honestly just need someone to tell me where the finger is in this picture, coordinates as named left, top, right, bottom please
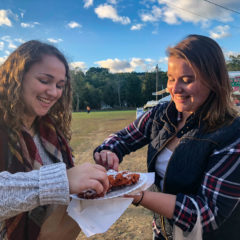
left=90, top=180, right=104, bottom=194
left=100, top=151, right=108, bottom=166
left=112, top=156, right=119, bottom=171
left=101, top=177, right=110, bottom=194
left=91, top=169, right=109, bottom=191
left=94, top=152, right=107, bottom=168
left=107, top=158, right=113, bottom=170
left=94, top=152, right=100, bottom=163
left=94, top=163, right=107, bottom=172
left=106, top=152, right=114, bottom=169
left=98, top=172, right=110, bottom=192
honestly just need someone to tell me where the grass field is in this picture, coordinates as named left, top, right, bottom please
left=71, top=111, right=153, bottom=240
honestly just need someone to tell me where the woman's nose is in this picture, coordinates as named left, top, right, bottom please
left=172, top=80, right=182, bottom=94
left=47, top=85, right=58, bottom=97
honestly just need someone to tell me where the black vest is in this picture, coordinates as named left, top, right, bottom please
left=146, top=102, right=240, bottom=240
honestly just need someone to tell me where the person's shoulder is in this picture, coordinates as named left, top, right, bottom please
left=228, top=116, right=240, bottom=131
left=153, top=101, right=170, bottom=112
left=210, top=117, right=240, bottom=147
left=150, top=101, right=170, bottom=117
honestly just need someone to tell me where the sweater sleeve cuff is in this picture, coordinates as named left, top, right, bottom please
left=39, top=163, right=70, bottom=205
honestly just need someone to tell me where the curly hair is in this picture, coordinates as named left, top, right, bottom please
left=167, top=34, right=239, bottom=132
left=0, top=40, right=72, bottom=140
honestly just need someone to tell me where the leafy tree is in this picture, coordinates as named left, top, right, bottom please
left=141, top=72, right=156, bottom=102
left=85, top=67, right=109, bottom=88
left=71, top=69, right=86, bottom=112
left=84, top=83, right=102, bottom=109
left=114, top=73, right=124, bottom=107
left=70, top=66, right=168, bottom=110
left=101, top=74, right=118, bottom=108
left=123, top=73, right=142, bottom=107
left=226, top=55, right=240, bottom=71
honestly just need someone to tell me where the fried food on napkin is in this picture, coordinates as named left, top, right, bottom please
left=78, top=171, right=140, bottom=199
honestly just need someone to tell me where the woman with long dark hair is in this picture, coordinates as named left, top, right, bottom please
left=94, top=35, right=240, bottom=240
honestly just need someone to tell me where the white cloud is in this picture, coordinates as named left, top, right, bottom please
left=95, top=4, right=130, bottom=25
left=0, top=10, right=12, bottom=27
left=95, top=58, right=132, bottom=73
left=209, top=25, right=230, bottom=39
left=14, top=38, right=25, bottom=43
left=95, top=57, right=167, bottom=73
left=19, top=8, right=25, bottom=18
left=69, top=61, right=87, bottom=72
left=0, top=36, right=19, bottom=51
left=140, top=6, right=162, bottom=22
left=0, top=41, right=4, bottom=50
left=47, top=38, right=63, bottom=43
left=130, top=58, right=149, bottom=70
left=20, top=22, right=39, bottom=28
left=83, top=0, right=93, bottom=8
left=162, top=7, right=179, bottom=24
left=0, top=56, right=7, bottom=65
left=107, top=0, right=117, bottom=4
left=131, top=23, right=144, bottom=30
left=68, top=21, right=82, bottom=29
left=156, top=0, right=238, bottom=25
left=1, top=35, right=11, bottom=42
left=224, top=50, right=240, bottom=59
left=8, top=42, right=17, bottom=49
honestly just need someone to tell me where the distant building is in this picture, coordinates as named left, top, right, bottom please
left=229, top=72, right=240, bottom=107
left=229, top=71, right=240, bottom=91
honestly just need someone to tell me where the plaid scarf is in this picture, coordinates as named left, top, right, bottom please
left=0, top=116, right=74, bottom=240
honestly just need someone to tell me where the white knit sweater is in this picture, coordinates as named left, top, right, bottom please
left=0, top=162, right=70, bottom=222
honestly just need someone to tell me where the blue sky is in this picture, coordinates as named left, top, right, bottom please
left=0, top=0, right=240, bottom=72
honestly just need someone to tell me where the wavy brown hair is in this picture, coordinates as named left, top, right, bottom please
left=167, top=34, right=238, bottom=132
left=0, top=40, right=72, bottom=140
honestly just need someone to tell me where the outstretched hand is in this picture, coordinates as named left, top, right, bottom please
left=67, top=162, right=109, bottom=195
left=94, top=150, right=119, bottom=171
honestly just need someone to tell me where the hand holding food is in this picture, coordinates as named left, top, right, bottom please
left=94, top=150, right=119, bottom=171
left=67, top=162, right=109, bottom=195
left=78, top=170, right=140, bottom=199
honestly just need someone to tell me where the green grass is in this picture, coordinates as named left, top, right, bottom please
left=70, top=110, right=137, bottom=160
left=72, top=110, right=136, bottom=119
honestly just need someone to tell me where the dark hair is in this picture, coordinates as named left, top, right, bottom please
left=167, top=34, right=238, bottom=131
left=0, top=40, right=72, bottom=140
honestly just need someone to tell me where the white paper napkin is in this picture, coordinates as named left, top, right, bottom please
left=67, top=172, right=155, bottom=237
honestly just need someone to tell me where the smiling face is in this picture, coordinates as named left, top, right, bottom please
left=167, top=56, right=210, bottom=117
left=21, top=54, right=66, bottom=127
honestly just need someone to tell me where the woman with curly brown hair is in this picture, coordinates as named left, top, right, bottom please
left=0, top=40, right=109, bottom=240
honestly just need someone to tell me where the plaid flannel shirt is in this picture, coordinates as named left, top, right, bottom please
left=95, top=107, right=240, bottom=233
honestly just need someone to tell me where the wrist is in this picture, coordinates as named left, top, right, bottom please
left=132, top=191, right=145, bottom=207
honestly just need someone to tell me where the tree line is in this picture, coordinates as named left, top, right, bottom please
left=71, top=56, right=240, bottom=111
left=71, top=67, right=168, bottom=111
left=226, top=55, right=240, bottom=71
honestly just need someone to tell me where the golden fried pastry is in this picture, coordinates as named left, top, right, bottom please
left=78, top=171, right=140, bottom=199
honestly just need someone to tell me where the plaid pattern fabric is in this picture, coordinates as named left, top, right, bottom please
left=95, top=105, right=240, bottom=234
left=173, top=138, right=240, bottom=233
left=0, top=116, right=73, bottom=240
left=95, top=109, right=153, bottom=161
